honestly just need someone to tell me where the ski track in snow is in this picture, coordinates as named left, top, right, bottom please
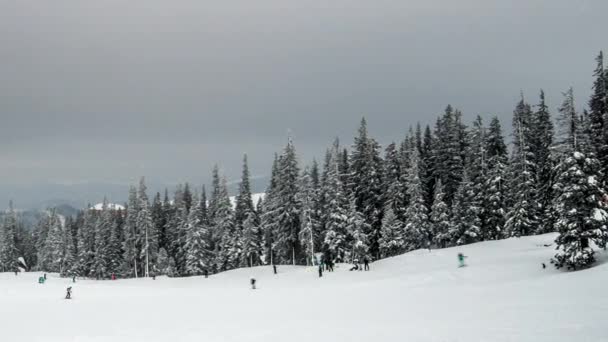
left=1, top=233, right=606, bottom=342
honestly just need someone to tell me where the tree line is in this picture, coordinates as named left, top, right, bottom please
left=1, top=51, right=607, bottom=276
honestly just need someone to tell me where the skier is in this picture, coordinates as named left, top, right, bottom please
left=363, top=257, right=370, bottom=271
left=250, top=277, right=256, bottom=290
left=318, top=263, right=323, bottom=278
left=204, top=269, right=209, bottom=278
left=273, top=264, right=277, bottom=274
left=458, top=253, right=467, bottom=267
left=65, top=287, right=72, bottom=299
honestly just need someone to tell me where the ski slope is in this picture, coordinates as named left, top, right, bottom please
left=1, top=233, right=606, bottom=342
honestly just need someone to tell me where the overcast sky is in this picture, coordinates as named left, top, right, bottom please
left=0, top=0, right=606, bottom=206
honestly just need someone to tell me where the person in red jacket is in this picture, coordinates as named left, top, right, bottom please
left=111, top=273, right=116, bottom=280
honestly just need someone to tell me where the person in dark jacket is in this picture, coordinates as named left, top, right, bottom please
left=65, top=287, right=72, bottom=299
left=363, top=257, right=370, bottom=271
left=273, top=264, right=277, bottom=274
left=318, top=263, right=323, bottom=277
left=250, top=277, right=256, bottom=290
left=204, top=269, right=209, bottom=278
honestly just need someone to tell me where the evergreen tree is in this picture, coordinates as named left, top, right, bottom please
left=322, top=143, right=349, bottom=262
left=235, top=154, right=255, bottom=227
left=346, top=198, right=370, bottom=263
left=483, top=117, right=508, bottom=240
left=274, top=138, right=303, bottom=264
left=240, top=211, right=263, bottom=267
left=350, top=118, right=384, bottom=258
left=588, top=51, right=608, bottom=182
left=449, top=172, right=482, bottom=246
left=378, top=208, right=403, bottom=258
left=552, top=151, right=608, bottom=269
left=184, top=198, right=213, bottom=275
left=505, top=97, right=539, bottom=237
left=403, top=148, right=431, bottom=251
left=0, top=202, right=20, bottom=272
left=430, top=180, right=451, bottom=248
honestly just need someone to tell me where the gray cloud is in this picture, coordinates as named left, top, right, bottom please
left=0, top=0, right=606, bottom=206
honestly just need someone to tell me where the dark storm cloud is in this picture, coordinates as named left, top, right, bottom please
left=0, top=0, right=606, bottom=205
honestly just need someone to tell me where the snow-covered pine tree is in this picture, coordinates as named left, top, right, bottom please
left=448, top=171, right=482, bottom=246
left=350, top=118, right=384, bottom=258
left=378, top=207, right=403, bottom=258
left=433, top=106, right=465, bottom=206
left=274, top=138, right=303, bottom=264
left=322, top=141, right=349, bottom=262
left=137, top=177, right=157, bottom=277
left=588, top=51, right=608, bottom=183
left=240, top=211, right=263, bottom=267
left=421, top=125, right=436, bottom=208
left=235, top=154, right=255, bottom=228
left=0, top=202, right=20, bottom=272
left=430, top=179, right=451, bottom=248
left=346, top=198, right=370, bottom=263
left=466, top=115, right=488, bottom=238
left=298, top=165, right=320, bottom=265
left=260, top=154, right=280, bottom=266
left=403, top=148, right=431, bottom=251
left=123, top=186, right=140, bottom=277
left=184, top=198, right=213, bottom=275
left=505, top=97, right=539, bottom=237
left=92, top=200, right=112, bottom=279
left=40, top=209, right=66, bottom=273
left=552, top=151, right=608, bottom=269
left=483, top=117, right=508, bottom=240
left=532, top=90, right=556, bottom=234
left=383, top=142, right=406, bottom=222
left=215, top=176, right=239, bottom=271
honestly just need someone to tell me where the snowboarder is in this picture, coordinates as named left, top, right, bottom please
left=72, top=275, right=76, bottom=283
left=43, top=273, right=47, bottom=280
left=38, top=276, right=45, bottom=284
left=363, top=257, right=370, bottom=271
left=542, top=263, right=546, bottom=269
left=273, top=265, right=277, bottom=274
left=65, top=287, right=72, bottom=299
left=349, top=263, right=359, bottom=271
left=250, top=277, right=256, bottom=290
left=327, top=259, right=334, bottom=272
left=318, top=263, right=323, bottom=278
left=458, top=253, right=467, bottom=267
left=204, top=270, right=209, bottom=278
left=111, top=273, right=116, bottom=280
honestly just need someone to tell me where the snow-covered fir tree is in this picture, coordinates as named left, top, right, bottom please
left=552, top=151, right=608, bottom=269
left=378, top=207, right=403, bottom=258
left=430, top=179, right=451, bottom=248
left=449, top=171, right=482, bottom=246
left=240, top=211, right=263, bottom=267
left=505, top=97, right=539, bottom=237
left=0, top=202, right=20, bottom=272
left=184, top=198, right=213, bottom=275
left=322, top=142, right=350, bottom=262
left=274, top=138, right=303, bottom=264
left=483, top=117, right=508, bottom=240
left=403, top=148, right=431, bottom=251
left=350, top=118, right=384, bottom=258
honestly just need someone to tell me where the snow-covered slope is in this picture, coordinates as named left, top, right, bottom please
left=1, top=233, right=606, bottom=342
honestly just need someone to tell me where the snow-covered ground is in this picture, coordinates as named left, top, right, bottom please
left=2, top=233, right=606, bottom=342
